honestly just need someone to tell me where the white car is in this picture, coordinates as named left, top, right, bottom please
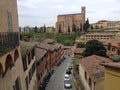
left=64, top=79, right=72, bottom=89
left=64, top=74, right=70, bottom=80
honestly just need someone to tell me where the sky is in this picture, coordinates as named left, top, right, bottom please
left=17, top=0, right=120, bottom=27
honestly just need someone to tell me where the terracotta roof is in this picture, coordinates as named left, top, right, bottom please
left=86, top=33, right=114, bottom=36
left=37, top=39, right=63, bottom=51
left=74, top=48, right=85, bottom=54
left=80, top=55, right=112, bottom=82
left=58, top=13, right=81, bottom=17
left=101, top=62, right=120, bottom=70
left=104, top=38, right=120, bottom=48
left=35, top=48, right=47, bottom=62
left=20, top=41, right=38, bottom=56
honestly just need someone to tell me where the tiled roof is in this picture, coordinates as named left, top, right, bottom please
left=74, top=48, right=85, bottom=54
left=101, top=62, right=120, bottom=70
left=35, top=48, right=47, bottom=62
left=86, top=33, right=114, bottom=36
left=20, top=41, right=38, bottom=56
left=58, top=13, right=81, bottom=16
left=37, top=39, right=63, bottom=51
left=104, top=38, right=120, bottom=48
left=80, top=55, right=112, bottom=82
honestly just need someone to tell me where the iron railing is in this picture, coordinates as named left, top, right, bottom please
left=0, top=32, right=19, bottom=56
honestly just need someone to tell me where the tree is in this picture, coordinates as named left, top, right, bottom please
left=83, top=18, right=90, bottom=32
left=76, top=43, right=85, bottom=48
left=82, top=40, right=108, bottom=57
left=34, top=26, right=38, bottom=33
left=85, top=18, right=90, bottom=31
left=90, top=24, right=94, bottom=29
left=44, top=24, right=46, bottom=32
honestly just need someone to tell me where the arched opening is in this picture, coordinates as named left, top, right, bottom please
left=0, top=63, right=3, bottom=75
left=5, top=54, right=13, bottom=71
left=14, top=49, right=19, bottom=62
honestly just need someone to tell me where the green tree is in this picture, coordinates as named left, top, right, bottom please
left=90, top=24, right=94, bottom=29
left=76, top=43, right=85, bottom=48
left=85, top=18, right=90, bottom=31
left=82, top=40, right=108, bottom=57
left=44, top=24, right=46, bottom=32
left=83, top=18, right=90, bottom=32
left=34, top=26, right=38, bottom=33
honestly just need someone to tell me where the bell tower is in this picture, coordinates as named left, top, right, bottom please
left=81, top=6, right=86, bottom=23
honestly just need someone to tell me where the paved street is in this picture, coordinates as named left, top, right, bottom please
left=46, top=55, right=75, bottom=90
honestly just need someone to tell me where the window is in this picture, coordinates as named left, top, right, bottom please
left=7, top=10, right=13, bottom=32
left=25, top=76, right=29, bottom=90
left=22, top=56, right=27, bottom=71
left=31, top=49, right=35, bottom=59
left=89, top=77, right=92, bottom=88
left=28, top=53, right=31, bottom=64
left=13, top=77, right=22, bottom=90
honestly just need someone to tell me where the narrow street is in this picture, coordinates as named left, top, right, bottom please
left=46, top=55, right=75, bottom=90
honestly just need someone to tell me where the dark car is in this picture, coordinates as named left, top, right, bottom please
left=66, top=69, right=71, bottom=74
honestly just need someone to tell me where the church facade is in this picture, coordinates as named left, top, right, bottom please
left=56, top=7, right=86, bottom=33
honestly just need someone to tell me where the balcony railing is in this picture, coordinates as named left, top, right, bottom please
left=0, top=32, right=19, bottom=56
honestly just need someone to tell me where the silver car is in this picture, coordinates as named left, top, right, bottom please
left=64, top=79, right=72, bottom=89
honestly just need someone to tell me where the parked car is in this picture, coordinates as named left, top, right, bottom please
left=64, top=79, right=72, bottom=89
left=64, top=74, right=70, bottom=80
left=68, top=65, right=72, bottom=70
left=66, top=69, right=71, bottom=74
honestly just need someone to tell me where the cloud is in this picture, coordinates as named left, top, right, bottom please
left=17, top=0, right=120, bottom=27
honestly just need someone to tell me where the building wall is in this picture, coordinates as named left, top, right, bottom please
left=0, top=0, right=18, bottom=32
left=0, top=47, right=26, bottom=90
left=36, top=55, right=48, bottom=87
left=93, top=20, right=120, bottom=29
left=79, top=64, right=91, bottom=90
left=104, top=68, right=120, bottom=90
left=85, top=33, right=114, bottom=42
left=95, top=79, right=104, bottom=90
left=79, top=63, right=104, bottom=90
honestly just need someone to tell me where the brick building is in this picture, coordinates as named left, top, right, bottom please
left=56, top=7, right=85, bottom=33
left=20, top=41, right=37, bottom=90
left=35, top=39, right=64, bottom=89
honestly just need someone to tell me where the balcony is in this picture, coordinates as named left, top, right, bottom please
left=0, top=32, right=19, bottom=56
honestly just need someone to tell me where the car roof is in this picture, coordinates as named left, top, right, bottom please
left=65, top=74, right=69, bottom=77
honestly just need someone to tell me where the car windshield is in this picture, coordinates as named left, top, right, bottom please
left=64, top=80, right=71, bottom=84
left=65, top=77, right=69, bottom=79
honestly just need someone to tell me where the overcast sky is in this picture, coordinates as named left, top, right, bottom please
left=17, top=0, right=120, bottom=27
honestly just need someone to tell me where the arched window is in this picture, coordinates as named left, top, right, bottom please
left=5, top=54, right=13, bottom=71
left=14, top=49, right=19, bottom=62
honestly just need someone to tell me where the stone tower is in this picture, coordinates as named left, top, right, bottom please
left=81, top=7, right=86, bottom=22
